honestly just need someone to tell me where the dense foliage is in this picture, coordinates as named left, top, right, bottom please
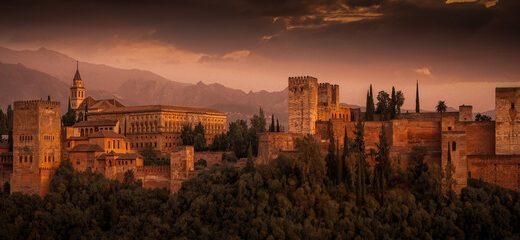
left=1, top=135, right=520, bottom=239
left=210, top=107, right=270, bottom=157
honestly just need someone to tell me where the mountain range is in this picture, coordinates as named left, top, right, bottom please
left=0, top=47, right=288, bottom=125
left=0, top=46, right=495, bottom=125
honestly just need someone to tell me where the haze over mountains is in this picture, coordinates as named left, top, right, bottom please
left=0, top=47, right=288, bottom=125
left=0, top=47, right=494, bottom=124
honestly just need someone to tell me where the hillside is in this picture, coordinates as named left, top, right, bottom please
left=0, top=47, right=288, bottom=125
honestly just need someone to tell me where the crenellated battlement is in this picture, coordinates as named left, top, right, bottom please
left=14, top=100, right=60, bottom=107
left=288, top=76, right=318, bottom=85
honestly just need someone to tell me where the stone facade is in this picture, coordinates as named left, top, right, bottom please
left=258, top=81, right=520, bottom=193
left=495, top=88, right=520, bottom=155
left=170, top=146, right=194, bottom=193
left=87, top=105, right=226, bottom=154
left=288, top=76, right=318, bottom=135
left=11, top=100, right=61, bottom=196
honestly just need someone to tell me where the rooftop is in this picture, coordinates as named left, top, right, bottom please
left=73, top=120, right=118, bottom=127
left=70, top=144, right=104, bottom=152
left=89, top=105, right=225, bottom=115
left=89, top=130, right=125, bottom=138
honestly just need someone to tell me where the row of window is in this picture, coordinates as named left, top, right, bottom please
left=80, top=127, right=114, bottom=137
left=43, top=135, right=55, bottom=141
left=19, top=155, right=33, bottom=163
left=0, top=155, right=12, bottom=163
left=19, top=135, right=33, bottom=141
left=107, top=140, right=124, bottom=149
left=72, top=91, right=84, bottom=98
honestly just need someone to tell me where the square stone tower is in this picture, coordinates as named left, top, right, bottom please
left=288, top=76, right=318, bottom=135
left=458, top=105, right=473, bottom=122
left=495, top=88, right=520, bottom=155
left=11, top=100, right=61, bottom=196
left=317, top=83, right=340, bottom=121
left=170, top=146, right=194, bottom=193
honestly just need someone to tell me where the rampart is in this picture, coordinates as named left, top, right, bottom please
left=135, top=166, right=171, bottom=190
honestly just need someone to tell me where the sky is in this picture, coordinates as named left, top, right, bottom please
left=1, top=0, right=519, bottom=112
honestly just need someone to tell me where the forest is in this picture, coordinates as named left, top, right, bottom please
left=1, top=126, right=519, bottom=239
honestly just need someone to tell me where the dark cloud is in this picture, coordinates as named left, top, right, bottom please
left=0, top=0, right=519, bottom=83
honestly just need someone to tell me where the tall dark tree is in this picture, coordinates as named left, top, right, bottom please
left=276, top=118, right=280, bottom=132
left=390, top=86, right=396, bottom=119
left=376, top=91, right=391, bottom=121
left=62, top=97, right=77, bottom=127
left=354, top=119, right=367, bottom=205
left=326, top=125, right=338, bottom=182
left=6, top=105, right=13, bottom=131
left=374, top=124, right=390, bottom=204
left=342, top=126, right=353, bottom=190
left=181, top=124, right=194, bottom=146
left=0, top=110, right=7, bottom=135
left=193, top=122, right=207, bottom=151
left=84, top=102, right=88, bottom=121
left=365, top=91, right=372, bottom=121
left=269, top=114, right=275, bottom=132
left=415, top=80, right=420, bottom=113
left=395, top=90, right=405, bottom=116
left=445, top=142, right=456, bottom=193
left=336, top=138, right=342, bottom=183
left=250, top=107, right=266, bottom=133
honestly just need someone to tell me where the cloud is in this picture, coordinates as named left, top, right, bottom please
left=413, top=67, right=432, bottom=76
left=199, top=50, right=250, bottom=63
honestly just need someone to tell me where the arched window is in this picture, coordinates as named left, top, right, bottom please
left=452, top=142, right=457, bottom=151
left=512, top=103, right=516, bottom=110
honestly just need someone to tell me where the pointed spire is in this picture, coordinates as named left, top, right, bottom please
left=73, top=60, right=82, bottom=81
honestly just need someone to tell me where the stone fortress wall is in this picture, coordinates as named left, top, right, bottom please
left=11, top=100, right=61, bottom=196
left=260, top=76, right=520, bottom=192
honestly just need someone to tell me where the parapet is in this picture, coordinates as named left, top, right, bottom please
left=14, top=100, right=60, bottom=109
left=288, top=76, right=318, bottom=85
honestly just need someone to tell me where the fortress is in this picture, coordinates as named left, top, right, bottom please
left=2, top=71, right=520, bottom=196
left=3, top=65, right=227, bottom=196
left=259, top=76, right=520, bottom=192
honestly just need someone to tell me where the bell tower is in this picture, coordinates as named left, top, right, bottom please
left=70, top=61, right=85, bottom=110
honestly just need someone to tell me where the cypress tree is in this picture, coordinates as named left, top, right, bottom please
left=84, top=103, right=88, bottom=121
left=343, top=126, right=353, bottom=190
left=6, top=105, right=13, bottom=131
left=390, top=86, right=396, bottom=119
left=375, top=123, right=390, bottom=204
left=336, top=138, right=342, bottom=183
left=415, top=80, right=420, bottom=113
left=354, top=119, right=366, bottom=205
left=365, top=91, right=371, bottom=121
left=0, top=110, right=6, bottom=135
left=270, top=114, right=275, bottom=132
left=276, top=118, right=280, bottom=132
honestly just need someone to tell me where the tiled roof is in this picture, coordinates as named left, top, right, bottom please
left=97, top=152, right=141, bottom=160
left=73, top=120, right=118, bottom=127
left=89, top=130, right=124, bottom=138
left=89, top=105, right=225, bottom=115
left=70, top=144, right=104, bottom=152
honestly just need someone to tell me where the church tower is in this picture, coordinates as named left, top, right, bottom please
left=70, top=61, right=85, bottom=110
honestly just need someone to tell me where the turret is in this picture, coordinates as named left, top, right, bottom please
left=70, top=61, right=85, bottom=110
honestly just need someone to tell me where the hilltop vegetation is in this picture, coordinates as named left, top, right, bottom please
left=1, top=133, right=519, bottom=239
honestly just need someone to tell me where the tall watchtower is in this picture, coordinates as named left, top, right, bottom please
left=288, top=76, right=318, bottom=135
left=11, top=100, right=61, bottom=196
left=495, top=88, right=520, bottom=155
left=317, top=83, right=340, bottom=121
left=70, top=61, right=85, bottom=110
